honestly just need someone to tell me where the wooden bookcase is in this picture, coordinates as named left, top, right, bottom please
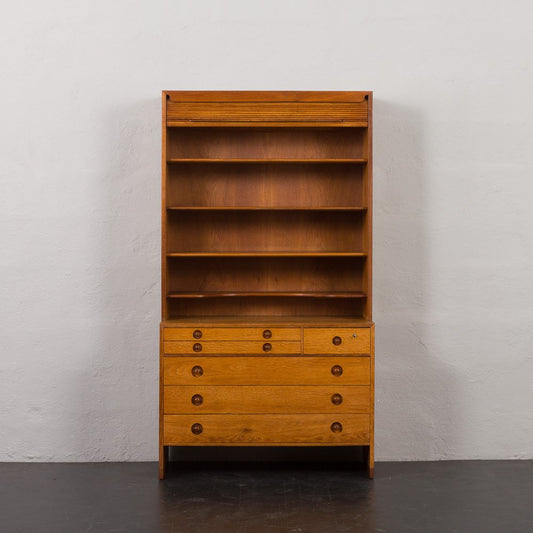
left=160, top=91, right=374, bottom=478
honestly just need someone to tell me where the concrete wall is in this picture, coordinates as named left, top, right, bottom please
left=1, top=0, right=531, bottom=461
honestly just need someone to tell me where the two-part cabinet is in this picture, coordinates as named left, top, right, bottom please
left=159, top=91, right=374, bottom=478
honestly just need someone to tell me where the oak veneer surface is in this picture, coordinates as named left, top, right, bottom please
left=163, top=327, right=301, bottom=341
left=166, top=163, right=365, bottom=208
left=303, top=328, right=371, bottom=354
left=160, top=91, right=373, bottom=478
left=166, top=128, right=365, bottom=159
left=163, top=414, right=370, bottom=445
left=166, top=257, right=365, bottom=292
left=166, top=210, right=365, bottom=253
left=163, top=340, right=301, bottom=355
left=163, top=385, right=371, bottom=414
left=163, top=356, right=371, bottom=386
left=161, top=316, right=374, bottom=327
left=165, top=296, right=367, bottom=318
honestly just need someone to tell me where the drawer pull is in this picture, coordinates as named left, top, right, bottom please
left=330, top=422, right=343, bottom=433
left=191, top=423, right=203, bottom=435
left=331, top=365, right=343, bottom=377
left=263, top=342, right=272, bottom=352
left=263, top=329, right=272, bottom=339
left=193, top=343, right=202, bottom=352
left=191, top=365, right=203, bottom=377
left=191, top=394, right=203, bottom=406
left=193, top=329, right=202, bottom=339
left=332, top=336, right=342, bottom=346
left=331, top=393, right=343, bottom=405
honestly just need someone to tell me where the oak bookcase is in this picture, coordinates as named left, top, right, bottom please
left=159, top=91, right=374, bottom=478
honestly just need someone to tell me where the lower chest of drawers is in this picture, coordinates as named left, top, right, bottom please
left=161, top=325, right=373, bottom=446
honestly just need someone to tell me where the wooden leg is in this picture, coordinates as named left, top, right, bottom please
left=159, top=445, right=168, bottom=480
left=366, top=445, right=374, bottom=479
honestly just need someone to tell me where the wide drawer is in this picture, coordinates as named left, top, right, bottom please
left=164, top=385, right=370, bottom=414
left=163, top=327, right=301, bottom=341
left=164, top=356, right=370, bottom=386
left=164, top=340, right=301, bottom=355
left=163, top=414, right=370, bottom=445
left=304, top=328, right=371, bottom=354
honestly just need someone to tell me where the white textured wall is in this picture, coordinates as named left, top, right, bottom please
left=0, top=0, right=531, bottom=461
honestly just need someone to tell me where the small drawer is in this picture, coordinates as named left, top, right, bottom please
left=163, top=414, right=370, bottom=444
left=164, top=385, right=371, bottom=414
left=163, top=327, right=301, bottom=341
left=164, top=356, right=370, bottom=386
left=164, top=340, right=301, bottom=355
left=304, top=328, right=371, bottom=354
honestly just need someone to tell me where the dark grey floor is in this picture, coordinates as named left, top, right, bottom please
left=0, top=459, right=531, bottom=532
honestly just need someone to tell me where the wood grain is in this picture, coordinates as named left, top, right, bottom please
left=163, top=356, right=371, bottom=386
left=167, top=102, right=367, bottom=126
left=163, top=340, right=301, bottom=355
left=166, top=210, right=364, bottom=254
left=163, top=414, right=370, bottom=444
left=165, top=91, right=370, bottom=103
left=162, top=316, right=374, bottom=327
left=163, top=385, right=370, bottom=414
left=163, top=327, right=301, bottom=341
left=160, top=91, right=374, bottom=476
left=304, top=328, right=371, bottom=354
left=166, top=162, right=364, bottom=209
left=166, top=128, right=365, bottom=160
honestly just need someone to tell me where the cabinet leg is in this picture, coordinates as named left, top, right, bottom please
left=363, top=445, right=374, bottom=479
left=159, top=445, right=168, bottom=480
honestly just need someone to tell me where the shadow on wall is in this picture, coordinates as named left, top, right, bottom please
left=70, top=97, right=160, bottom=461
left=374, top=99, right=463, bottom=460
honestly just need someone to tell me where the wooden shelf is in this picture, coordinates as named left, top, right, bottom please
left=167, top=206, right=367, bottom=211
left=167, top=291, right=367, bottom=299
left=167, top=158, right=368, bottom=164
left=167, top=252, right=367, bottom=258
left=162, top=315, right=374, bottom=327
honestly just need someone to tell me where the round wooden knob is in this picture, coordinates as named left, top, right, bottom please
left=191, top=394, right=203, bottom=406
left=332, top=336, right=342, bottom=346
left=331, top=365, right=343, bottom=377
left=263, top=329, right=272, bottom=339
left=331, top=422, right=343, bottom=433
left=263, top=342, right=272, bottom=352
left=331, top=393, right=343, bottom=405
left=191, top=423, right=203, bottom=435
left=193, top=343, right=202, bottom=352
left=191, top=365, right=203, bottom=377
left=193, top=329, right=202, bottom=339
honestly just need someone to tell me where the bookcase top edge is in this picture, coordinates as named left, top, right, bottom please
left=162, top=91, right=372, bottom=103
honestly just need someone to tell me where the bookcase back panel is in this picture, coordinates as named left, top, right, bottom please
left=167, top=128, right=365, bottom=159
left=166, top=163, right=364, bottom=208
left=167, top=296, right=366, bottom=318
left=167, top=257, right=365, bottom=293
left=166, top=211, right=365, bottom=253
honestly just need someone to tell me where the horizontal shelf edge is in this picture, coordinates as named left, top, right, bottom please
left=166, top=158, right=368, bottom=164
left=166, top=252, right=368, bottom=257
left=166, top=121, right=369, bottom=128
left=166, top=206, right=368, bottom=211
left=167, top=291, right=367, bottom=299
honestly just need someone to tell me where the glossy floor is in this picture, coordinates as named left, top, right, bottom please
left=0, top=459, right=531, bottom=532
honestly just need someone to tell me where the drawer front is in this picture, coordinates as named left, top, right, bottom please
left=164, top=340, right=301, bottom=355
left=164, top=385, right=370, bottom=414
left=163, top=327, right=301, bottom=342
left=164, top=356, right=370, bottom=386
left=304, top=328, right=371, bottom=354
left=163, top=414, right=370, bottom=444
